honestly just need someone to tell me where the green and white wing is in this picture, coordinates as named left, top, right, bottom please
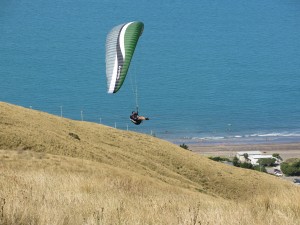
left=105, top=21, right=144, bottom=93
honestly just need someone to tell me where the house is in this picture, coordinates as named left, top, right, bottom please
left=248, top=154, right=274, bottom=166
left=236, top=151, right=262, bottom=162
left=236, top=151, right=275, bottom=165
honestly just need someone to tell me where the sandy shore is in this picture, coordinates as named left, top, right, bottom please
left=190, top=142, right=300, bottom=160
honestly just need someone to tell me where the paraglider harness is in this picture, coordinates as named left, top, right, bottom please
left=130, top=111, right=142, bottom=125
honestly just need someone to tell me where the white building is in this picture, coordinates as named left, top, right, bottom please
left=236, top=151, right=275, bottom=165
left=248, top=154, right=274, bottom=166
left=236, top=151, right=262, bottom=162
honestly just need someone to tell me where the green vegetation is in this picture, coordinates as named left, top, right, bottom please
left=232, top=157, right=267, bottom=172
left=272, top=153, right=282, bottom=161
left=257, top=158, right=276, bottom=167
left=208, top=156, right=231, bottom=162
left=179, top=143, right=189, bottom=150
left=281, top=158, right=300, bottom=176
left=253, top=165, right=267, bottom=173
left=239, top=162, right=254, bottom=169
left=243, top=153, right=249, bottom=160
left=285, top=158, right=300, bottom=164
left=69, top=132, right=80, bottom=140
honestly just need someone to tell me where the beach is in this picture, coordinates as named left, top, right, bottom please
left=190, top=142, right=300, bottom=160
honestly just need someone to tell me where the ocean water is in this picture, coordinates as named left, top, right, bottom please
left=1, top=0, right=300, bottom=145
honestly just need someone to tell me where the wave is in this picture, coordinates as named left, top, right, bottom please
left=249, top=132, right=300, bottom=138
left=192, top=136, right=225, bottom=141
left=169, top=130, right=300, bottom=145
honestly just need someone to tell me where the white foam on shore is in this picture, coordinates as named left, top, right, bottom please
left=250, top=132, right=300, bottom=137
left=169, top=130, right=300, bottom=145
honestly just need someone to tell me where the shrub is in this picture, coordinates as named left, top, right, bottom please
left=232, top=157, right=253, bottom=169
left=232, top=156, right=239, bottom=166
left=281, top=159, right=300, bottom=176
left=239, top=162, right=253, bottom=169
left=257, top=158, right=276, bottom=167
left=253, top=165, right=267, bottom=172
left=232, top=157, right=266, bottom=172
left=179, top=143, right=189, bottom=150
left=69, top=132, right=80, bottom=140
left=209, top=156, right=231, bottom=162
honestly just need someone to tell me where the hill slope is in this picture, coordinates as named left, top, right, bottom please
left=1, top=102, right=300, bottom=225
left=0, top=102, right=285, bottom=198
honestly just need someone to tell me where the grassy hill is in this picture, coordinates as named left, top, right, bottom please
left=0, top=102, right=299, bottom=225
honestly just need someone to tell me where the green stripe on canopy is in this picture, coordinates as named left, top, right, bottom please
left=105, top=21, right=144, bottom=93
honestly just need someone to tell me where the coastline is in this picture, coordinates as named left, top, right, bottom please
left=189, top=142, right=300, bottom=160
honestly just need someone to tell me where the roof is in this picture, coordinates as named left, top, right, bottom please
left=249, top=155, right=273, bottom=159
left=236, top=151, right=262, bottom=156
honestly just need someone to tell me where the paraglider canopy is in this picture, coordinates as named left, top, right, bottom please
left=105, top=21, right=144, bottom=94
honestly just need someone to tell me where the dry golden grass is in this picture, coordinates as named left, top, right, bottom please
left=1, top=102, right=300, bottom=225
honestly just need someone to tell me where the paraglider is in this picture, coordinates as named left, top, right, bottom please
left=130, top=111, right=149, bottom=125
left=105, top=21, right=144, bottom=94
left=105, top=21, right=149, bottom=125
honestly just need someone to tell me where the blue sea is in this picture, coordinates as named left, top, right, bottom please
left=1, top=0, right=300, bottom=145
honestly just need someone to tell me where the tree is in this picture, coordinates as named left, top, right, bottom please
left=272, top=153, right=282, bottom=161
left=232, top=156, right=239, bottom=166
left=257, top=158, right=276, bottom=167
left=281, top=159, right=300, bottom=176
left=240, top=162, right=253, bottom=169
